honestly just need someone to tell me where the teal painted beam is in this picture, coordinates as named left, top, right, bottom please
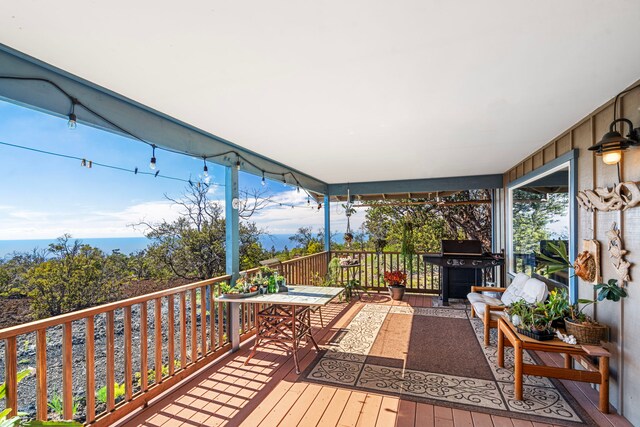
left=324, top=195, right=331, bottom=251
left=0, top=44, right=328, bottom=194
left=225, top=165, right=241, bottom=351
left=225, top=165, right=240, bottom=277
left=327, top=174, right=503, bottom=197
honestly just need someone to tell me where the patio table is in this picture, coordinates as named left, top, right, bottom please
left=217, top=285, right=344, bottom=373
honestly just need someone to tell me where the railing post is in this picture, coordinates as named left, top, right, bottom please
left=225, top=164, right=241, bottom=351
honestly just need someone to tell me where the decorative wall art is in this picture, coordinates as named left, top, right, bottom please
left=576, top=181, right=640, bottom=212
left=605, top=222, right=631, bottom=283
left=574, top=240, right=601, bottom=283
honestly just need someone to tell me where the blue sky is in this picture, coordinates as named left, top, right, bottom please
left=0, top=100, right=363, bottom=240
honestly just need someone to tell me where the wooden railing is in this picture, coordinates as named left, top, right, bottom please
left=0, top=251, right=329, bottom=426
left=330, top=251, right=441, bottom=294
left=0, top=275, right=233, bottom=426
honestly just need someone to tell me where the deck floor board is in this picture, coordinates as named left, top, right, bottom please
left=120, top=294, right=631, bottom=427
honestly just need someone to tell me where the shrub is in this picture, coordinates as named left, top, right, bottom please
left=27, top=236, right=122, bottom=318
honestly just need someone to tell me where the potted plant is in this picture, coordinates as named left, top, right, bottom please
left=384, top=270, right=407, bottom=300
left=564, top=279, right=627, bottom=344
left=506, top=300, right=556, bottom=340
left=537, top=242, right=628, bottom=344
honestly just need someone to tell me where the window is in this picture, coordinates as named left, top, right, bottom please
left=508, top=164, right=570, bottom=287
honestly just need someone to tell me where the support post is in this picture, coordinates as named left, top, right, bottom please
left=225, top=165, right=241, bottom=351
left=324, top=195, right=331, bottom=252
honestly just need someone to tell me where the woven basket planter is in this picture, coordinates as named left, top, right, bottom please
left=564, top=318, right=607, bottom=345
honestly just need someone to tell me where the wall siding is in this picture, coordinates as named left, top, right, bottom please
left=502, top=81, right=640, bottom=423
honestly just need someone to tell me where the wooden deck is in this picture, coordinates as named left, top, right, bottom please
left=119, top=294, right=632, bottom=427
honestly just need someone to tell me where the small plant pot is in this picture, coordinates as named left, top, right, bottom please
left=517, top=327, right=555, bottom=341
left=388, top=285, right=405, bottom=301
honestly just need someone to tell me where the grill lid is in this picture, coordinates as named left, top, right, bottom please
left=441, top=240, right=483, bottom=256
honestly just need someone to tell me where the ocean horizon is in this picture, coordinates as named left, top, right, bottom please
left=0, top=234, right=303, bottom=257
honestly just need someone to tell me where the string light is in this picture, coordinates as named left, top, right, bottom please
left=149, top=145, right=157, bottom=170
left=1, top=140, right=321, bottom=211
left=0, top=76, right=319, bottom=205
left=203, top=157, right=209, bottom=177
left=67, top=99, right=77, bottom=130
left=307, top=196, right=310, bottom=205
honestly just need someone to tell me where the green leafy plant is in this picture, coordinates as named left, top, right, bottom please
left=536, top=240, right=572, bottom=275
left=0, top=368, right=34, bottom=400
left=1, top=408, right=81, bottom=427
left=0, top=408, right=21, bottom=427
left=136, top=360, right=181, bottom=386
left=47, top=394, right=64, bottom=417
left=569, top=279, right=628, bottom=323
left=537, top=242, right=628, bottom=325
left=341, top=278, right=368, bottom=302
left=96, top=382, right=126, bottom=404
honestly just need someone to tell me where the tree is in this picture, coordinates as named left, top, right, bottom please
left=137, top=183, right=268, bottom=280
left=27, top=235, right=122, bottom=318
left=512, top=189, right=568, bottom=255
left=0, top=249, right=47, bottom=298
left=288, top=227, right=325, bottom=255
left=363, top=190, right=492, bottom=252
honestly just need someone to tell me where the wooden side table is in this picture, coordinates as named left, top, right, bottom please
left=497, top=317, right=611, bottom=413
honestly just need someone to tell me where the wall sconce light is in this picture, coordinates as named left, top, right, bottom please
left=589, top=118, right=640, bottom=165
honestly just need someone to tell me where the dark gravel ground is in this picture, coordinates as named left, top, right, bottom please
left=0, top=283, right=230, bottom=422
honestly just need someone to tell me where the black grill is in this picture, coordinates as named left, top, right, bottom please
left=423, top=240, right=504, bottom=305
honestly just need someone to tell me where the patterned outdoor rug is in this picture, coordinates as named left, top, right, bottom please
left=305, top=303, right=596, bottom=426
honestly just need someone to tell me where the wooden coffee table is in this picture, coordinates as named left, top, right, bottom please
left=497, top=317, right=611, bottom=413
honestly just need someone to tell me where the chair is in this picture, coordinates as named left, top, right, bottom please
left=467, top=273, right=548, bottom=346
left=260, top=258, right=324, bottom=327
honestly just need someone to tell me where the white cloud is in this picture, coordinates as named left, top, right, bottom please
left=0, top=200, right=181, bottom=240
left=246, top=190, right=367, bottom=235
left=0, top=190, right=368, bottom=240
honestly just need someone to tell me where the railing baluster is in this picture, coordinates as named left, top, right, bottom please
left=124, top=306, right=133, bottom=402
left=167, top=295, right=175, bottom=376
left=154, top=298, right=162, bottom=384
left=218, top=300, right=224, bottom=347
left=85, top=317, right=95, bottom=422
left=35, top=329, right=47, bottom=420
left=106, top=311, right=115, bottom=411
left=140, top=303, right=148, bottom=392
left=5, top=336, right=17, bottom=417
left=63, top=321, right=73, bottom=420
left=190, top=288, right=198, bottom=362
left=0, top=275, right=234, bottom=427
left=200, top=286, right=207, bottom=355
left=180, top=292, right=187, bottom=368
left=209, top=286, right=215, bottom=352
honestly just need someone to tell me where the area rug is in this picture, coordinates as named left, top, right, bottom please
left=305, top=303, right=596, bottom=426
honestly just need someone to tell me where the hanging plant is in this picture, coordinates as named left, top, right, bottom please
left=400, top=214, right=416, bottom=275
left=342, top=189, right=357, bottom=247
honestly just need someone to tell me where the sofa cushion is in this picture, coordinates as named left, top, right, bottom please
left=501, top=274, right=548, bottom=306
left=467, top=293, right=503, bottom=318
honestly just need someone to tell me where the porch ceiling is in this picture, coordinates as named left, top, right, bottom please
left=1, top=1, right=639, bottom=184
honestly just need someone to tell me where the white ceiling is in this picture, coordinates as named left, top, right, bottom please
left=2, top=1, right=640, bottom=184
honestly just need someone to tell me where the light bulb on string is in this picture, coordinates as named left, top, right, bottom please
left=296, top=185, right=300, bottom=193
left=149, top=145, right=157, bottom=170
left=307, top=196, right=310, bottom=205
left=236, top=160, right=241, bottom=171
left=261, top=172, right=266, bottom=186
left=68, top=100, right=77, bottom=130
left=203, top=157, right=209, bottom=177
